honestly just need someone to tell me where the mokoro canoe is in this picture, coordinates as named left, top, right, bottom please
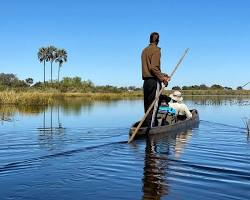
left=129, top=109, right=199, bottom=138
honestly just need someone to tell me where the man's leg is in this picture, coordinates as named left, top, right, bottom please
left=150, top=81, right=160, bottom=127
left=143, top=79, right=157, bottom=127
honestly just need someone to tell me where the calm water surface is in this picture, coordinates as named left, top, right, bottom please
left=0, top=96, right=250, bottom=200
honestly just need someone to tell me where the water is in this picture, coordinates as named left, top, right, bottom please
left=0, top=96, right=250, bottom=200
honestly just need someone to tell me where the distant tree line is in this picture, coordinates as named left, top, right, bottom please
left=38, top=46, right=67, bottom=83
left=34, top=76, right=142, bottom=93
left=0, top=73, right=141, bottom=93
left=0, top=73, right=248, bottom=92
left=172, top=84, right=244, bottom=91
left=0, top=73, right=33, bottom=89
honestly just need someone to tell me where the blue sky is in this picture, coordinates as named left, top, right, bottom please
left=0, top=0, right=249, bottom=89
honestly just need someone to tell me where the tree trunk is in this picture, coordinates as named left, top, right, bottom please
left=58, top=65, right=60, bottom=82
left=43, top=60, right=46, bottom=84
left=50, top=61, right=53, bottom=83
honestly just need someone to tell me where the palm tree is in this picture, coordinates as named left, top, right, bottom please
left=47, top=46, right=57, bottom=83
left=55, top=49, right=67, bottom=82
left=37, top=47, right=49, bottom=83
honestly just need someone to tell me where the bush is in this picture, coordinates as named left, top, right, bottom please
left=172, top=86, right=181, bottom=90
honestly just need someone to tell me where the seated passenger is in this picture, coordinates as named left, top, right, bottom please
left=158, top=95, right=176, bottom=114
left=169, top=91, right=192, bottom=120
left=157, top=95, right=176, bottom=126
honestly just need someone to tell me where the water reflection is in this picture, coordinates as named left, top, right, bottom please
left=37, top=106, right=66, bottom=151
left=142, top=129, right=194, bottom=200
left=0, top=105, right=45, bottom=125
left=0, top=98, right=124, bottom=118
left=242, top=118, right=250, bottom=140
left=1, top=96, right=249, bottom=117
left=38, top=106, right=65, bottom=132
left=174, top=130, right=193, bottom=158
left=0, top=112, right=13, bottom=124
left=58, top=97, right=93, bottom=115
left=185, top=95, right=250, bottom=106
left=0, top=104, right=46, bottom=116
left=142, top=137, right=169, bottom=199
left=58, top=97, right=127, bottom=115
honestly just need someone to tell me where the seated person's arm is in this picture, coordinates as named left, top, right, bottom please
left=183, top=104, right=192, bottom=119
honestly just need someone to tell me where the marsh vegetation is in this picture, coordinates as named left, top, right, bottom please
left=0, top=73, right=249, bottom=105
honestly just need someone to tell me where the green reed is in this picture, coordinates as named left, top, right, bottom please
left=0, top=91, right=54, bottom=105
left=0, top=91, right=143, bottom=105
left=1, top=89, right=249, bottom=106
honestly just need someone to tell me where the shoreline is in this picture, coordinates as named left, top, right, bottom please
left=0, top=90, right=250, bottom=105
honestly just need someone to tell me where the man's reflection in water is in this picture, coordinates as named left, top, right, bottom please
left=141, top=130, right=193, bottom=200
left=141, top=135, right=169, bottom=200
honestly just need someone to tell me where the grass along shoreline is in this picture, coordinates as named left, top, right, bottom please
left=0, top=91, right=143, bottom=105
left=0, top=90, right=250, bottom=105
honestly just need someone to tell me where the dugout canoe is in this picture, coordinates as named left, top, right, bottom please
left=129, top=109, right=199, bottom=138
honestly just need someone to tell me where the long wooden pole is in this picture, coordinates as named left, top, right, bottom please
left=242, top=82, right=250, bottom=88
left=128, top=48, right=189, bottom=143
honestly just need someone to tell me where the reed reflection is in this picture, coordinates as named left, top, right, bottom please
left=141, top=129, right=194, bottom=200
left=0, top=105, right=14, bottom=125
left=57, top=97, right=122, bottom=115
left=0, top=105, right=44, bottom=125
left=0, top=111, right=13, bottom=124
left=37, top=98, right=110, bottom=132
left=185, top=95, right=250, bottom=106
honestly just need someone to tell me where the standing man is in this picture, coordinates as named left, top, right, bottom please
left=141, top=32, right=170, bottom=127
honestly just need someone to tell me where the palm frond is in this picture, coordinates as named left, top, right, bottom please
left=37, top=47, right=48, bottom=62
left=55, top=48, right=68, bottom=64
left=47, top=45, right=57, bottom=61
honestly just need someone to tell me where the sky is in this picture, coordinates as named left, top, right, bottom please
left=0, top=0, right=249, bottom=89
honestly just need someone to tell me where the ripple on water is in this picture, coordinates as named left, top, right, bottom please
left=1, top=121, right=250, bottom=200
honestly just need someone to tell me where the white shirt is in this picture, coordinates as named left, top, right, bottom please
left=169, top=102, right=192, bottom=119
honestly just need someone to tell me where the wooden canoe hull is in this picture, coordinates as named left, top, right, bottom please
left=129, top=110, right=199, bottom=138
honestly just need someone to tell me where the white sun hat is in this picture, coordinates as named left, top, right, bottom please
left=169, top=90, right=183, bottom=102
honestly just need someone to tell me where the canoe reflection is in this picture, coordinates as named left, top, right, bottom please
left=141, top=129, right=194, bottom=200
